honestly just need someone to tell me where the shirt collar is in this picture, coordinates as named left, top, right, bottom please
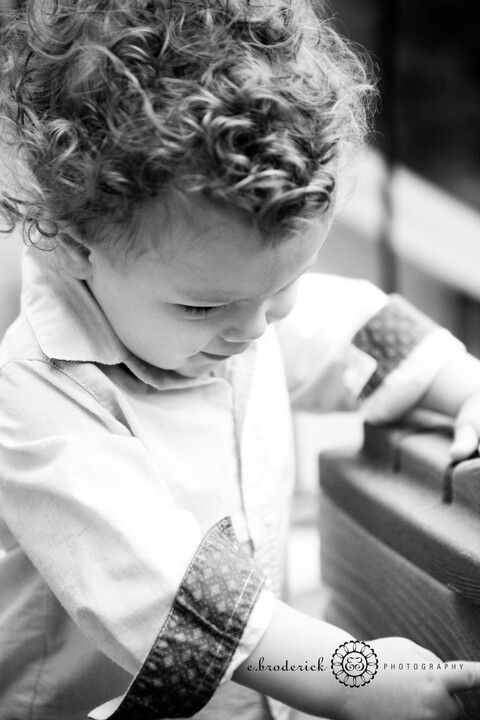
left=22, top=247, right=127, bottom=365
left=21, top=247, right=231, bottom=391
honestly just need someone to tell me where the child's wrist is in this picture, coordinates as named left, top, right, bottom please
left=233, top=600, right=355, bottom=715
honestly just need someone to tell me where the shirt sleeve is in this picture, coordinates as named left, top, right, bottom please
left=276, top=273, right=465, bottom=418
left=352, top=295, right=465, bottom=422
left=0, top=357, right=269, bottom=718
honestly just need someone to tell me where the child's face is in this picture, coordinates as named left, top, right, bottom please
left=82, top=196, right=329, bottom=376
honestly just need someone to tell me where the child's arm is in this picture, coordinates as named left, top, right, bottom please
left=233, top=599, right=480, bottom=719
left=277, top=275, right=480, bottom=462
left=417, top=350, right=480, bottom=460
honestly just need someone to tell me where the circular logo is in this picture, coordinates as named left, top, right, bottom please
left=331, top=641, right=378, bottom=687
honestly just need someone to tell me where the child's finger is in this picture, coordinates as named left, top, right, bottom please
left=443, top=661, right=480, bottom=693
left=450, top=423, right=479, bottom=461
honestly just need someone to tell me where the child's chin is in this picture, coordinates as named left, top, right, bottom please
left=174, top=353, right=224, bottom=377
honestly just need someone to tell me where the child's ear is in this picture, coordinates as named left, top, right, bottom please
left=57, top=233, right=93, bottom=280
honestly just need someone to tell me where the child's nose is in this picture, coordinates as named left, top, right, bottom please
left=222, top=289, right=297, bottom=343
left=222, top=302, right=269, bottom=343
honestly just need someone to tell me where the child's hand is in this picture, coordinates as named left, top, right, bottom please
left=338, top=636, right=480, bottom=720
left=418, top=352, right=480, bottom=461
left=451, top=390, right=480, bottom=461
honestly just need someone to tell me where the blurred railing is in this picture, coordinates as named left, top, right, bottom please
left=323, top=0, right=480, bottom=353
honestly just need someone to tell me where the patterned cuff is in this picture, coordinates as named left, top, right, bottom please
left=101, top=517, right=266, bottom=719
left=352, top=295, right=436, bottom=400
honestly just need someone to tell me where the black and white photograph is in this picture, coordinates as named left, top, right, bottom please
left=0, top=1, right=479, bottom=719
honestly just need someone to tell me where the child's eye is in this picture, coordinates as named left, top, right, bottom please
left=179, top=304, right=219, bottom=318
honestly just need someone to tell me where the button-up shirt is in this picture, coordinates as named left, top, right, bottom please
left=0, top=247, right=464, bottom=720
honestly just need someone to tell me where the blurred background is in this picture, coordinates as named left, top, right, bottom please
left=0, top=3, right=480, bottom=715
left=321, top=0, right=480, bottom=341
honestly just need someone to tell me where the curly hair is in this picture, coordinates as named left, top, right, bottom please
left=0, top=0, right=375, bottom=251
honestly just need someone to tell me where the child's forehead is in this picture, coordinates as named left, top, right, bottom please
left=140, top=192, right=254, bottom=247
left=142, top=234, right=322, bottom=306
left=136, top=191, right=329, bottom=258
left=128, top=195, right=328, bottom=303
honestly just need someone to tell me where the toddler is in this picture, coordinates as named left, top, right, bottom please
left=1, top=2, right=480, bottom=719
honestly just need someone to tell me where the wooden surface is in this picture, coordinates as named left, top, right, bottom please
left=453, top=460, right=480, bottom=515
left=321, top=498, right=480, bottom=720
left=319, top=418, right=480, bottom=718
left=321, top=452, right=480, bottom=604
left=320, top=417, right=480, bottom=606
left=363, top=412, right=453, bottom=476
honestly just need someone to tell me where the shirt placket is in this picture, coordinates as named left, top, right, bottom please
left=229, top=354, right=284, bottom=598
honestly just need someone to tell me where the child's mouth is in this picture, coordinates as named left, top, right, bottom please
left=201, top=346, right=249, bottom=360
